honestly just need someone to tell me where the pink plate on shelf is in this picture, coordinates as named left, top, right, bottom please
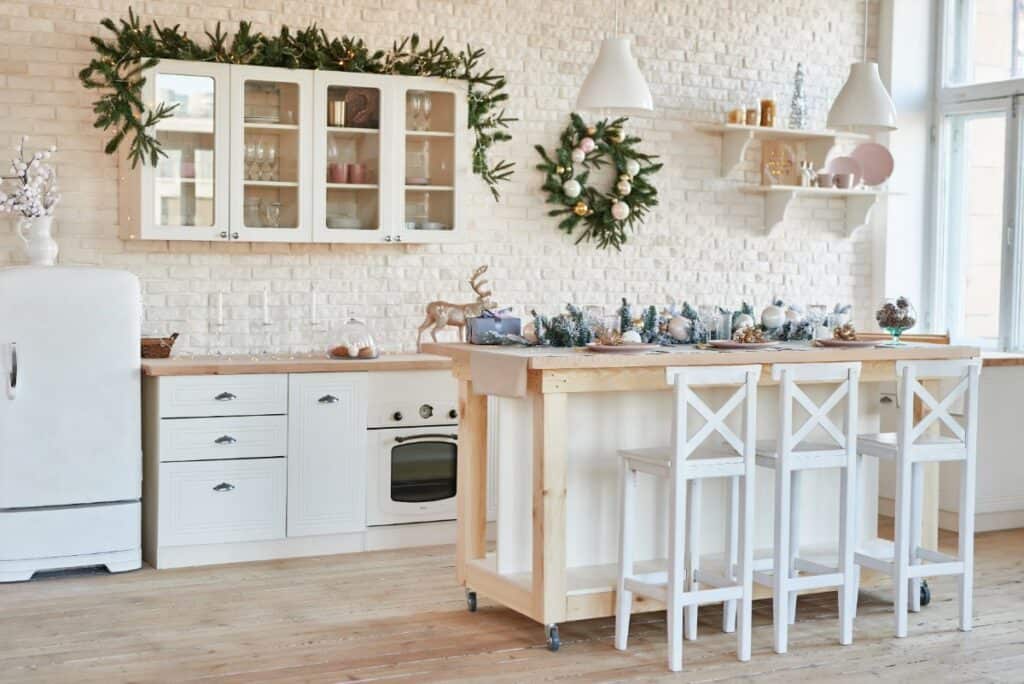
left=851, top=142, right=894, bottom=186
left=825, top=156, right=863, bottom=186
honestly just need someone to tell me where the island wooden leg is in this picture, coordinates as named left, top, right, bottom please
left=532, top=391, right=568, bottom=625
left=457, top=380, right=488, bottom=585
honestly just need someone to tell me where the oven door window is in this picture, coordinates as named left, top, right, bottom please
left=390, top=440, right=457, bottom=503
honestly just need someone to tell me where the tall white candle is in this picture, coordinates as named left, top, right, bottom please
left=311, top=284, right=319, bottom=325
left=262, top=285, right=270, bottom=325
left=216, top=291, right=224, bottom=327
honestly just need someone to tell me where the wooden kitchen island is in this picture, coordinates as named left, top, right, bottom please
left=424, top=341, right=980, bottom=648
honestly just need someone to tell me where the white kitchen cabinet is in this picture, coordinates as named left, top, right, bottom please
left=286, top=373, right=368, bottom=536
left=119, top=60, right=231, bottom=241
left=122, top=61, right=468, bottom=244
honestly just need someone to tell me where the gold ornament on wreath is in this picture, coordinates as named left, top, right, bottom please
left=535, top=113, right=662, bottom=250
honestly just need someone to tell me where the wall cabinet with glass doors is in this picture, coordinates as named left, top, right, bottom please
left=119, top=61, right=469, bottom=244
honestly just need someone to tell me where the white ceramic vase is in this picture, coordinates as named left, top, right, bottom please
left=17, top=215, right=58, bottom=266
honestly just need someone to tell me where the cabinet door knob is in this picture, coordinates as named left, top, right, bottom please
left=212, top=482, right=235, bottom=492
left=394, top=235, right=402, bottom=242
left=318, top=394, right=339, bottom=404
left=231, top=232, right=239, bottom=240
left=214, top=392, right=237, bottom=401
left=448, top=409, right=458, bottom=420
left=384, top=235, right=392, bottom=242
left=392, top=411, right=403, bottom=421
left=214, top=435, right=237, bottom=445
left=219, top=231, right=228, bottom=239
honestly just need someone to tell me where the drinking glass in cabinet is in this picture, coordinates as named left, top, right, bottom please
left=326, top=85, right=379, bottom=129
left=406, top=90, right=453, bottom=133
left=153, top=73, right=217, bottom=229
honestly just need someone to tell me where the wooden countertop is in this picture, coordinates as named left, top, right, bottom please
left=422, top=341, right=980, bottom=370
left=982, top=351, right=1024, bottom=367
left=142, top=352, right=452, bottom=376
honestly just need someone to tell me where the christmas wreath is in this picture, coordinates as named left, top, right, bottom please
left=535, top=113, right=661, bottom=250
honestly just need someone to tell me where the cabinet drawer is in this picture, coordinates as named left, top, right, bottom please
left=159, top=416, right=287, bottom=462
left=159, top=459, right=286, bottom=547
left=158, top=375, right=287, bottom=418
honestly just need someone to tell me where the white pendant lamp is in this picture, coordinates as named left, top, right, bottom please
left=576, top=4, right=653, bottom=114
left=827, top=0, right=896, bottom=131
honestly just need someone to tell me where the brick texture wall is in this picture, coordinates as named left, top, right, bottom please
left=0, top=0, right=879, bottom=352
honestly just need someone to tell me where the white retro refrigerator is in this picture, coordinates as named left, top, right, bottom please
left=0, top=266, right=142, bottom=581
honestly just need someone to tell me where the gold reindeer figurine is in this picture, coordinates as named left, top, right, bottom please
left=417, top=265, right=496, bottom=350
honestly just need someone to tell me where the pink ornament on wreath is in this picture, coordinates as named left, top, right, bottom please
left=611, top=201, right=630, bottom=220
left=570, top=148, right=586, bottom=163
left=579, top=137, right=596, bottom=153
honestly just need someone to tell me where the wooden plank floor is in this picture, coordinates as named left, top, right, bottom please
left=2, top=525, right=1022, bottom=683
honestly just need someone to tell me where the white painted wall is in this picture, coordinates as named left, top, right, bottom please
left=0, top=0, right=880, bottom=353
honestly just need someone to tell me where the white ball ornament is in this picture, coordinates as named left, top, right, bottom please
left=616, top=179, right=632, bottom=196
left=761, top=305, right=785, bottom=329
left=571, top=148, right=586, bottom=163
left=625, top=159, right=641, bottom=177
left=610, top=201, right=630, bottom=221
left=732, top=313, right=755, bottom=332
left=620, top=329, right=642, bottom=344
left=579, top=137, right=596, bottom=153
left=561, top=179, right=582, bottom=198
left=667, top=316, right=693, bottom=342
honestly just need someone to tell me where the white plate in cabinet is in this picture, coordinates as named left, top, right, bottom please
left=157, top=374, right=287, bottom=418
left=158, top=458, right=286, bottom=547
left=158, top=415, right=288, bottom=463
left=287, top=373, right=368, bottom=537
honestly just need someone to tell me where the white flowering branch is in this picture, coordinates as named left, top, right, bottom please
left=0, top=137, right=61, bottom=219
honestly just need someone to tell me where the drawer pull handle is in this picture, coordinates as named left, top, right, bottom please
left=214, top=435, right=237, bottom=445
left=215, top=392, right=237, bottom=402
left=318, top=394, right=340, bottom=404
left=213, top=482, right=235, bottom=492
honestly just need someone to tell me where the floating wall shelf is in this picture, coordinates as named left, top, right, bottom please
left=739, top=186, right=892, bottom=236
left=694, top=123, right=870, bottom=177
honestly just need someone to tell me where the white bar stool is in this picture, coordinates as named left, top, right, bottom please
left=753, top=362, right=861, bottom=654
left=854, top=358, right=981, bottom=637
left=614, top=365, right=760, bottom=672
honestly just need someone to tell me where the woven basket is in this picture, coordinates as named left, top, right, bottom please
left=141, top=332, right=179, bottom=359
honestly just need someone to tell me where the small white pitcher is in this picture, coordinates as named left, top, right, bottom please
left=17, top=215, right=58, bottom=266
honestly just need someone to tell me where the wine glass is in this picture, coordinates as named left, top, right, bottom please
left=421, top=92, right=433, bottom=130
left=697, top=305, right=719, bottom=343
left=266, top=140, right=278, bottom=181
left=245, top=141, right=257, bottom=180
left=254, top=139, right=266, bottom=180
left=408, top=91, right=423, bottom=130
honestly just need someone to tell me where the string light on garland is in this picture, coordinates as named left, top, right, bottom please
left=535, top=113, right=662, bottom=250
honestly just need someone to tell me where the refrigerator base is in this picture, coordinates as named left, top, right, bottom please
left=0, top=547, right=141, bottom=582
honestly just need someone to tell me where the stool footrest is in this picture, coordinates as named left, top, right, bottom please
left=916, top=547, right=958, bottom=564
left=793, top=557, right=839, bottom=576
left=693, top=569, right=735, bottom=588
left=787, top=572, right=845, bottom=591
left=909, top=561, right=964, bottom=578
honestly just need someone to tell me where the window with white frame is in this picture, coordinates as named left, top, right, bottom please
left=933, top=0, right=1024, bottom=350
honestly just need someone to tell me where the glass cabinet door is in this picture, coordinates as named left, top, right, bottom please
left=397, top=81, right=466, bottom=243
left=313, top=73, right=389, bottom=243
left=231, top=66, right=313, bottom=242
left=143, top=61, right=230, bottom=240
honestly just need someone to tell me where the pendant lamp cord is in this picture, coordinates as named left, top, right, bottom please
left=862, top=0, right=869, bottom=60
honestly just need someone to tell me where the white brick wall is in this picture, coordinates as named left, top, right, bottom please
left=0, top=0, right=879, bottom=352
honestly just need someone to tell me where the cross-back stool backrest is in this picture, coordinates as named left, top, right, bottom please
left=895, top=358, right=981, bottom=450
left=772, top=362, right=862, bottom=456
left=665, top=365, right=761, bottom=468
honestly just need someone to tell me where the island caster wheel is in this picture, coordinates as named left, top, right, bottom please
left=920, top=580, right=931, bottom=607
left=546, top=624, right=560, bottom=652
left=466, top=590, right=478, bottom=612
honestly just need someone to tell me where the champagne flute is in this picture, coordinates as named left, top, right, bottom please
left=421, top=92, right=432, bottom=130
left=244, top=141, right=256, bottom=180
left=255, top=138, right=266, bottom=180
left=408, top=91, right=423, bottom=130
left=266, top=140, right=278, bottom=182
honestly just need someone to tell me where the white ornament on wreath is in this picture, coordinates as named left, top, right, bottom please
left=611, top=201, right=630, bottom=220
left=621, top=329, right=642, bottom=344
left=625, top=158, right=641, bottom=176
left=571, top=148, right=586, bottom=163
left=579, top=137, right=596, bottom=153
left=732, top=313, right=755, bottom=331
left=562, top=179, right=582, bottom=198
left=616, top=179, right=632, bottom=196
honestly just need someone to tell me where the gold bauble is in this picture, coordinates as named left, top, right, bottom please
left=607, top=128, right=623, bottom=143
left=586, top=126, right=597, bottom=136
left=573, top=201, right=589, bottom=216
left=556, top=165, right=565, bottom=174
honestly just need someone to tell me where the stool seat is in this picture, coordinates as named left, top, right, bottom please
left=620, top=444, right=745, bottom=478
left=857, top=432, right=966, bottom=461
left=754, top=440, right=849, bottom=469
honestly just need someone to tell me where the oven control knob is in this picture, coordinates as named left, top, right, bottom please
left=392, top=411, right=403, bottom=421
left=419, top=404, right=434, bottom=419
left=448, top=409, right=458, bottom=419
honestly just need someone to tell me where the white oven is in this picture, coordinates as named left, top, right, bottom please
left=367, top=424, right=458, bottom=525
left=366, top=370, right=460, bottom=526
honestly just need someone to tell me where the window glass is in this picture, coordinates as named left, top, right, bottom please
left=947, top=0, right=1024, bottom=85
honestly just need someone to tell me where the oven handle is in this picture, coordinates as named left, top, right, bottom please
left=393, top=433, right=459, bottom=444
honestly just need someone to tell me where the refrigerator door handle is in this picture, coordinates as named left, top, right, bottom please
left=6, top=342, right=15, bottom=400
